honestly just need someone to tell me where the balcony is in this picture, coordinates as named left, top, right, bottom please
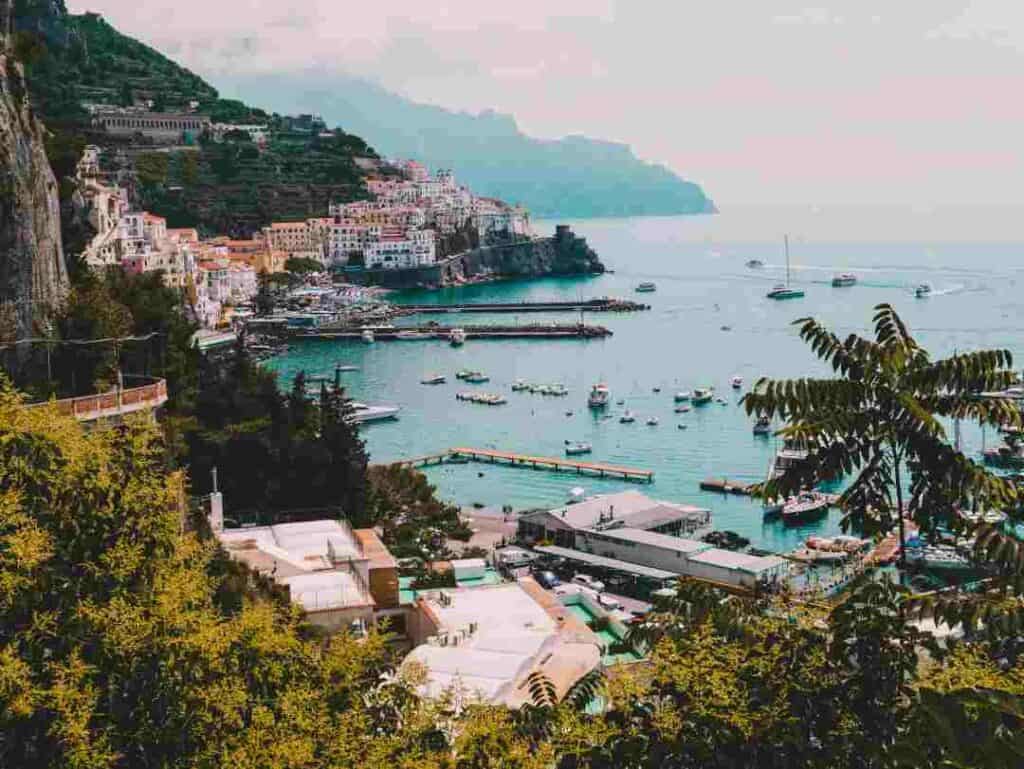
left=28, top=377, right=168, bottom=422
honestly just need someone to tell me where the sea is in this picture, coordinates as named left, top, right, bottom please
left=265, top=212, right=1024, bottom=554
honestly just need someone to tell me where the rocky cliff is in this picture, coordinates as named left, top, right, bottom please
left=0, top=13, right=67, bottom=343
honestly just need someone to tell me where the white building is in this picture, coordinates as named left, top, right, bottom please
left=364, top=227, right=436, bottom=270
left=212, top=123, right=269, bottom=143
left=403, top=580, right=601, bottom=707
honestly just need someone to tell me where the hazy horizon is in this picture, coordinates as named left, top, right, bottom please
left=69, top=1, right=1024, bottom=228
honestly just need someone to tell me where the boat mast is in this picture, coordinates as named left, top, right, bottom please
left=785, top=235, right=791, bottom=287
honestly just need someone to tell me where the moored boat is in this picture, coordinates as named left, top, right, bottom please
left=692, top=387, right=714, bottom=405
left=635, top=282, right=657, bottom=293
left=781, top=492, right=830, bottom=524
left=348, top=403, right=400, bottom=424
left=565, top=441, right=593, bottom=456
left=449, top=327, right=467, bottom=346
left=588, top=383, right=611, bottom=408
left=831, top=272, right=857, bottom=287
left=753, top=415, right=771, bottom=435
left=464, top=372, right=490, bottom=384
left=915, top=283, right=933, bottom=298
left=731, top=376, right=743, bottom=389
left=646, top=416, right=659, bottom=426
left=420, top=374, right=446, bottom=385
left=766, top=235, right=805, bottom=299
left=619, top=411, right=636, bottom=424
left=361, top=329, right=375, bottom=343
left=674, top=390, right=692, bottom=402
left=746, top=259, right=764, bottom=268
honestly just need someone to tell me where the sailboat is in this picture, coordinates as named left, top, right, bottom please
left=766, top=235, right=805, bottom=300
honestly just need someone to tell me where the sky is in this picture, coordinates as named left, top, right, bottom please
left=68, top=1, right=1024, bottom=212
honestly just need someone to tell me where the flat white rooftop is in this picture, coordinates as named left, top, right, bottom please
left=218, top=519, right=363, bottom=572
left=688, top=548, right=788, bottom=575
left=280, top=571, right=374, bottom=611
left=584, top=527, right=713, bottom=554
left=531, top=490, right=710, bottom=532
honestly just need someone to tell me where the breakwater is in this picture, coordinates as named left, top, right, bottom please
left=396, top=297, right=649, bottom=314
left=297, top=323, right=612, bottom=341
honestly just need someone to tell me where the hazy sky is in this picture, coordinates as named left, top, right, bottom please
left=68, top=1, right=1024, bottom=210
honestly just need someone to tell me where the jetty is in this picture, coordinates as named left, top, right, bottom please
left=390, top=447, right=654, bottom=483
left=297, top=323, right=612, bottom=341
left=700, top=478, right=758, bottom=495
left=396, top=298, right=649, bottom=314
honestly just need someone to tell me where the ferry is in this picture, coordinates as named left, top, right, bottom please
left=753, top=415, right=771, bottom=435
left=361, top=329, right=375, bottom=343
left=915, top=283, right=933, bottom=298
left=832, top=272, right=858, bottom=287
left=564, top=441, right=593, bottom=456
left=730, top=376, right=743, bottom=389
left=420, top=374, right=446, bottom=385
left=348, top=403, right=400, bottom=424
left=449, top=327, right=467, bottom=346
left=635, top=282, right=657, bottom=293
left=692, top=387, right=714, bottom=405
left=588, top=383, right=611, bottom=408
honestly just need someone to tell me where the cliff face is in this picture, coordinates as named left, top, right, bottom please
left=0, top=34, right=67, bottom=341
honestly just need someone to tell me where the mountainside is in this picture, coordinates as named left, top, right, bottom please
left=0, top=9, right=68, bottom=344
left=218, top=73, right=716, bottom=219
left=12, top=2, right=373, bottom=238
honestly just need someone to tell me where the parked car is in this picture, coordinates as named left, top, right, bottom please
left=571, top=574, right=606, bottom=592
left=534, top=570, right=562, bottom=589
left=596, top=593, right=623, bottom=611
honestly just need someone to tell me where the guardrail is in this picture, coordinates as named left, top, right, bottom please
left=28, top=378, right=168, bottom=422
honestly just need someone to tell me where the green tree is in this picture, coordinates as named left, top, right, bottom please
left=742, top=304, right=1019, bottom=562
left=118, top=80, right=132, bottom=107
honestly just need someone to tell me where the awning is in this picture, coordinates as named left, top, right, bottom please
left=533, top=545, right=679, bottom=581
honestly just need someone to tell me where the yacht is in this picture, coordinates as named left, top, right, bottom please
left=449, top=328, right=467, bottom=346
left=674, top=390, right=692, bottom=402
left=730, top=376, right=743, bottom=389
left=766, top=236, right=805, bottom=299
left=646, top=416, right=659, bottom=426
left=746, top=259, right=764, bottom=269
left=464, top=372, right=490, bottom=384
left=782, top=492, right=830, bottom=525
left=619, top=411, right=636, bottom=424
left=692, top=387, right=714, bottom=405
left=753, top=415, right=771, bottom=435
left=915, top=283, right=932, bottom=298
left=905, top=545, right=972, bottom=572
left=564, top=441, right=593, bottom=456
left=348, top=403, right=400, bottom=424
left=767, top=439, right=810, bottom=482
left=361, top=329, right=375, bottom=344
left=832, top=272, right=857, bottom=287
left=420, top=375, right=446, bottom=385
left=588, top=383, right=611, bottom=408
left=635, top=282, right=657, bottom=293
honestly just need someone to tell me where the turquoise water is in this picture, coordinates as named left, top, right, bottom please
left=266, top=215, right=1024, bottom=554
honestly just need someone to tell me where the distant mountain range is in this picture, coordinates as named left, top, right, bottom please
left=219, top=73, right=716, bottom=219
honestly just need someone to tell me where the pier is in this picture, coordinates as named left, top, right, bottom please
left=297, top=323, right=612, bottom=341
left=387, top=448, right=654, bottom=483
left=396, top=298, right=649, bottom=314
left=700, top=478, right=758, bottom=495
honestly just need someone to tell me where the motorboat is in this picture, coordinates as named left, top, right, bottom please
left=348, top=403, right=400, bottom=424
left=746, top=259, right=764, bottom=268
left=361, top=329, right=375, bottom=343
left=511, top=379, right=531, bottom=392
left=652, top=387, right=661, bottom=393
left=781, top=491, right=830, bottom=524
left=692, top=387, right=714, bottom=405
left=464, top=372, right=490, bottom=384
left=336, top=364, right=360, bottom=372
left=420, top=374, right=446, bottom=385
left=677, top=424, right=688, bottom=430
left=674, top=391, right=692, bottom=402
left=619, top=411, right=636, bottom=424
left=449, top=327, right=467, bottom=346
left=615, top=399, right=625, bottom=406
left=588, top=383, right=611, bottom=408
left=646, top=416, right=659, bottom=426
left=831, top=272, right=857, bottom=287
left=983, top=443, right=1024, bottom=468
left=904, top=545, right=972, bottom=571
left=716, top=398, right=728, bottom=405
left=915, top=283, right=932, bottom=298
left=455, top=370, right=473, bottom=380
left=731, top=376, right=743, bottom=389
left=766, top=236, right=805, bottom=299
left=635, top=282, right=657, bottom=293
left=753, top=415, right=771, bottom=435
left=675, top=405, right=691, bottom=414
left=565, top=441, right=593, bottom=456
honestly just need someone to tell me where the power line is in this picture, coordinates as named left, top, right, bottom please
left=0, top=331, right=163, bottom=351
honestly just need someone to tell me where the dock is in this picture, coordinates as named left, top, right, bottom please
left=387, top=448, right=653, bottom=483
left=396, top=298, right=650, bottom=314
left=297, top=323, right=612, bottom=341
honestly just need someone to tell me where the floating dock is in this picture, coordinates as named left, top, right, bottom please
left=387, top=448, right=653, bottom=483
left=298, top=323, right=612, bottom=341
left=396, top=298, right=649, bottom=314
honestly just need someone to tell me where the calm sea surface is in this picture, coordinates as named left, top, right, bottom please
left=265, top=215, right=1024, bottom=553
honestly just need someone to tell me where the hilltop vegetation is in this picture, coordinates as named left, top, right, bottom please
left=13, top=1, right=374, bottom=238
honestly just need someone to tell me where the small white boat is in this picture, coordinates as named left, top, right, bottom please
left=619, top=411, right=636, bottom=424
left=730, top=376, right=743, bottom=389
left=635, top=282, right=657, bottom=293
left=348, top=403, right=400, bottom=424
left=449, top=327, right=467, bottom=346
left=692, top=387, right=714, bottom=405
left=420, top=374, right=446, bottom=385
left=646, top=416, right=659, bottom=426
left=832, top=272, right=857, bottom=287
left=565, top=441, right=592, bottom=456
left=746, top=259, right=764, bottom=269
left=464, top=372, right=490, bottom=384
left=361, top=329, right=375, bottom=343
left=915, top=283, right=932, bottom=298
left=675, top=405, right=691, bottom=414
left=716, top=397, right=728, bottom=405
left=455, top=370, right=473, bottom=380
left=588, top=383, right=610, bottom=408
left=674, top=391, right=692, bottom=402
left=511, top=379, right=530, bottom=392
